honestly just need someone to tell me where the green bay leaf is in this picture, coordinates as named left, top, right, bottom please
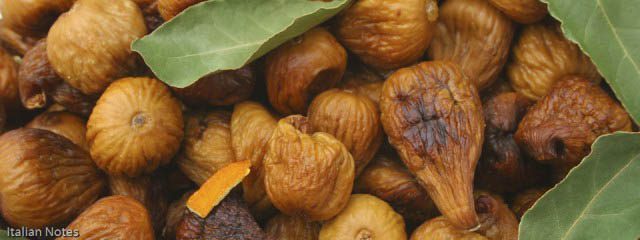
left=132, top=0, right=351, bottom=88
left=519, top=132, right=640, bottom=240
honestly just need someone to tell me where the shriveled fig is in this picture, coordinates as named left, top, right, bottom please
left=0, top=46, right=19, bottom=110
left=0, top=0, right=75, bottom=37
left=266, top=214, right=320, bottom=240
left=173, top=65, right=255, bottom=107
left=515, top=76, right=632, bottom=179
left=47, top=0, right=147, bottom=95
left=264, top=115, right=355, bottom=221
left=410, top=217, right=488, bottom=240
left=134, top=0, right=164, bottom=31
left=428, top=0, right=514, bottom=90
left=178, top=110, right=235, bottom=185
left=380, top=61, right=484, bottom=230
left=336, top=0, right=438, bottom=70
left=474, top=192, right=519, bottom=240
left=87, top=77, right=183, bottom=177
left=163, top=191, right=192, bottom=240
left=266, top=27, right=346, bottom=115
left=507, top=21, right=600, bottom=100
left=0, top=128, right=105, bottom=228
left=157, top=0, right=203, bottom=20
left=488, top=0, right=548, bottom=24
left=59, top=195, right=154, bottom=240
left=319, top=194, right=406, bottom=240
left=108, top=174, right=168, bottom=235
left=26, top=111, right=89, bottom=151
left=511, top=187, right=548, bottom=219
left=339, top=60, right=385, bottom=105
left=0, top=23, right=38, bottom=56
left=308, top=89, right=383, bottom=175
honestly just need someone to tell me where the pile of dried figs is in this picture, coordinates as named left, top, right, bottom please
left=0, top=0, right=633, bottom=239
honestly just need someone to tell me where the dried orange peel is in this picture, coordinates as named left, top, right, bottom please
left=187, top=160, right=251, bottom=218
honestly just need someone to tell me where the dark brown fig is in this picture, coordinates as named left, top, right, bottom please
left=163, top=191, right=193, bottom=240
left=0, top=102, right=5, bottom=132
left=511, top=187, right=549, bottom=220
left=173, top=65, right=255, bottom=107
left=26, top=111, right=89, bottom=151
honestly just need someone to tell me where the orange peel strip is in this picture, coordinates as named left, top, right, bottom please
left=187, top=160, right=251, bottom=218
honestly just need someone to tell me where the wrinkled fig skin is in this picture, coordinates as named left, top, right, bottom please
left=508, top=21, right=601, bottom=100
left=0, top=0, right=75, bottom=37
left=266, top=27, right=347, bottom=115
left=26, top=111, right=89, bottom=151
left=157, top=0, right=204, bottom=20
left=515, top=77, right=632, bottom=180
left=0, top=128, right=105, bottom=228
left=264, top=115, right=355, bottom=221
left=47, top=0, right=148, bottom=95
left=428, top=0, right=514, bottom=90
left=163, top=191, right=192, bottom=240
left=476, top=92, right=549, bottom=193
left=58, top=196, right=154, bottom=240
left=265, top=214, right=320, bottom=240
left=319, top=194, right=407, bottom=240
left=178, top=111, right=235, bottom=185
left=511, top=187, right=548, bottom=220
left=410, top=217, right=488, bottom=240
left=0, top=46, right=19, bottom=110
left=0, top=24, right=38, bottom=56
left=474, top=192, right=519, bottom=240
left=355, top=154, right=438, bottom=229
left=488, top=0, right=548, bottom=24
left=380, top=61, right=485, bottom=230
left=108, top=174, right=169, bottom=235
left=176, top=192, right=267, bottom=240
left=336, top=0, right=438, bottom=70
left=136, top=0, right=165, bottom=31
left=174, top=65, right=255, bottom=107
left=308, top=89, right=383, bottom=175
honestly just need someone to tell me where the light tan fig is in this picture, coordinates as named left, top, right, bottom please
left=0, top=46, right=19, bottom=110
left=308, top=89, right=383, bottom=175
left=380, top=61, right=485, bottom=230
left=264, top=115, right=355, bottom=221
left=474, top=192, right=519, bottom=240
left=266, top=27, right=347, bottom=115
left=488, top=0, right=547, bottom=24
left=266, top=214, right=320, bottom=240
left=26, top=111, right=89, bottom=151
left=428, top=0, right=514, bottom=90
left=0, top=0, right=75, bottom=37
left=410, top=217, right=488, bottom=240
left=47, top=0, right=147, bottom=95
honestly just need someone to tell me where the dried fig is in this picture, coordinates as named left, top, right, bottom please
left=133, top=0, right=165, bottom=31
left=157, top=0, right=203, bottom=20
left=488, top=0, right=548, bottom=24
left=474, top=192, right=519, bottom=240
left=0, top=103, right=5, bottom=132
left=264, top=115, right=355, bottom=221
left=380, top=61, right=485, bottom=230
left=319, top=194, right=407, bottom=240
left=174, top=65, right=255, bottom=107
left=428, top=0, right=514, bottom=90
left=342, top=81, right=383, bottom=106
left=59, top=195, right=154, bottom=240
left=0, top=0, right=75, bottom=37
left=26, top=111, right=89, bottom=151
left=335, top=0, right=438, bottom=70
left=163, top=191, right=192, bottom=240
left=507, top=21, right=600, bottom=100
left=87, top=77, right=184, bottom=177
left=265, top=214, right=320, bottom=240
left=108, top=174, right=168, bottom=235
left=0, top=128, right=105, bottom=228
left=511, top=187, right=548, bottom=219
left=178, top=110, right=235, bottom=185
left=266, top=27, right=347, bottom=115
left=339, top=61, right=385, bottom=105
left=515, top=76, right=632, bottom=179
left=355, top=154, right=438, bottom=228
left=0, top=23, right=38, bottom=56
left=47, top=0, right=147, bottom=95
left=308, top=89, right=383, bottom=175
left=410, top=217, right=488, bottom=240
left=0, top=46, right=19, bottom=110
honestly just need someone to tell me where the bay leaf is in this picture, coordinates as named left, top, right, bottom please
left=132, top=0, right=351, bottom=88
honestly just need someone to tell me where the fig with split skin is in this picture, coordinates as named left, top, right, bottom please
left=265, top=214, right=321, bottom=240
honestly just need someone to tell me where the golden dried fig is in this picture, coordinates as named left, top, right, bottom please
left=0, top=46, right=19, bottom=110
left=410, top=217, right=488, bottom=240
left=488, top=0, right=548, bottom=24
left=511, top=187, right=548, bottom=219
left=308, top=89, right=383, bottom=175
left=515, top=76, right=632, bottom=179
left=474, top=192, right=519, bottom=240
left=319, top=194, right=406, bottom=240
left=507, top=21, right=600, bottom=100
left=355, top=154, right=438, bottom=228
left=108, top=174, right=168, bottom=235
left=59, top=195, right=154, bottom=240
left=0, top=0, right=75, bottom=37
left=178, top=110, right=235, bottom=185
left=173, top=65, right=255, bottom=107
left=47, top=0, right=147, bottom=95
left=0, top=128, right=105, bottom=228
left=87, top=77, right=184, bottom=177
left=26, top=111, right=89, bottom=151
left=157, top=0, right=203, bottom=20
left=428, top=0, right=514, bottom=90
left=163, top=191, right=192, bottom=240
left=266, top=214, right=320, bottom=240
left=266, top=27, right=347, bottom=115
left=380, top=61, right=484, bottom=230
left=336, top=0, right=438, bottom=70
left=264, top=115, right=355, bottom=221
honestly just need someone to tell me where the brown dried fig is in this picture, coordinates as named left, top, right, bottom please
left=178, top=110, right=235, bottom=185
left=133, top=0, right=165, bottom=31
left=87, top=77, right=184, bottom=177
left=264, top=115, right=355, bottom=221
left=163, top=191, right=192, bottom=240
left=0, top=103, right=5, bottom=132
left=428, top=0, right=514, bottom=90
left=319, top=194, right=406, bottom=240
left=108, top=174, right=168, bottom=235
left=157, top=0, right=203, bottom=20
left=410, top=217, right=488, bottom=240
left=380, top=61, right=485, bottom=230
left=47, top=0, right=147, bottom=95
left=59, top=196, right=154, bottom=240
left=0, top=46, right=19, bottom=110
left=511, top=187, right=548, bottom=220
left=0, top=23, right=38, bottom=56
left=26, top=111, right=89, bottom=151
left=266, top=27, right=347, bottom=115
left=515, top=76, right=632, bottom=179
left=474, top=192, right=519, bottom=240
left=308, top=89, right=383, bottom=175
left=173, top=65, right=255, bottom=107
left=355, top=154, right=438, bottom=228
left=266, top=214, right=320, bottom=240
left=488, top=0, right=548, bottom=24
left=0, top=128, right=105, bottom=228
left=0, top=0, right=75, bottom=37
left=336, top=0, right=438, bottom=70
left=508, top=21, right=600, bottom=100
